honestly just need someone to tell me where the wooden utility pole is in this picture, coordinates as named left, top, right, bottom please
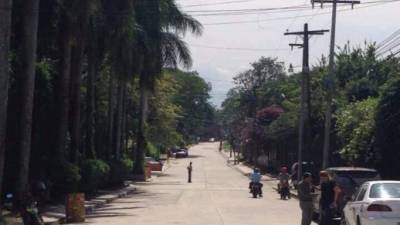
left=311, top=0, right=360, bottom=169
left=285, top=24, right=328, bottom=181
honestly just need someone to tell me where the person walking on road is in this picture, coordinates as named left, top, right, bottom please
left=318, top=171, right=341, bottom=225
left=298, top=172, right=313, bottom=225
left=187, top=162, right=193, bottom=183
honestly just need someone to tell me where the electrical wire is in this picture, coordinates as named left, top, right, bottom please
left=198, top=0, right=400, bottom=25
left=190, top=44, right=288, bottom=52
left=180, top=0, right=256, bottom=8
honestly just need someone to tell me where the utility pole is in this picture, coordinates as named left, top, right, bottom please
left=311, top=0, right=360, bottom=169
left=285, top=23, right=328, bottom=181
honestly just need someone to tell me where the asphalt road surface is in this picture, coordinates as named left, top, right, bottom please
left=82, top=142, right=312, bottom=225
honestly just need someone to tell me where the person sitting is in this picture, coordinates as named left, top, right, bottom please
left=249, top=168, right=263, bottom=196
left=278, top=166, right=290, bottom=186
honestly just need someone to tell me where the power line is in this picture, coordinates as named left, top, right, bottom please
left=377, top=36, right=400, bottom=56
left=185, top=4, right=308, bottom=13
left=181, top=0, right=256, bottom=8
left=190, top=8, right=310, bottom=17
left=190, top=44, right=287, bottom=52
left=376, top=28, right=400, bottom=57
left=376, top=28, right=400, bottom=48
left=200, top=0, right=400, bottom=25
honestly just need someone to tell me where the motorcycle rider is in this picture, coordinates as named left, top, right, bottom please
left=278, top=167, right=291, bottom=198
left=249, top=168, right=263, bottom=197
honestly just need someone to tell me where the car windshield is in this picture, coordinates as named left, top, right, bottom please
left=369, top=183, right=400, bottom=198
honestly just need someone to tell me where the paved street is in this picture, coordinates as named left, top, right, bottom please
left=82, top=142, right=312, bottom=225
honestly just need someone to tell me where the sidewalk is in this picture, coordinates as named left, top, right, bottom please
left=8, top=185, right=137, bottom=225
left=218, top=150, right=299, bottom=198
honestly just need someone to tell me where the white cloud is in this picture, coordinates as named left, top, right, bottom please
left=181, top=0, right=400, bottom=106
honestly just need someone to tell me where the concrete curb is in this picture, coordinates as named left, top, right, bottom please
left=41, top=186, right=137, bottom=225
left=218, top=151, right=250, bottom=176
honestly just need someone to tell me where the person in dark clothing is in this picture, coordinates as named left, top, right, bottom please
left=187, top=162, right=193, bottom=183
left=298, top=173, right=313, bottom=225
left=318, top=171, right=341, bottom=225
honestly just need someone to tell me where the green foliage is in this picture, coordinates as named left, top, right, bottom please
left=50, top=161, right=81, bottom=195
left=164, top=69, right=216, bottom=144
left=220, top=44, right=400, bottom=170
left=80, top=159, right=110, bottom=193
left=109, top=158, right=134, bottom=186
left=146, top=142, right=160, bottom=160
left=336, top=98, right=378, bottom=164
left=148, top=73, right=183, bottom=148
left=375, top=79, right=400, bottom=178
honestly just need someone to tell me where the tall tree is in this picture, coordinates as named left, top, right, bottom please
left=114, top=81, right=125, bottom=159
left=15, top=0, right=40, bottom=204
left=54, top=5, right=73, bottom=159
left=69, top=0, right=90, bottom=162
left=106, top=72, right=116, bottom=160
left=104, top=0, right=137, bottom=160
left=85, top=16, right=99, bottom=159
left=134, top=0, right=202, bottom=174
left=0, top=0, right=13, bottom=211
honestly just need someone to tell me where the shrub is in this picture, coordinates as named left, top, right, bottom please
left=108, top=158, right=134, bottom=186
left=49, top=160, right=81, bottom=195
left=80, top=159, right=110, bottom=194
left=146, top=142, right=160, bottom=160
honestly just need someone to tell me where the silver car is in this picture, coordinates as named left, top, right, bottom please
left=343, top=181, right=400, bottom=225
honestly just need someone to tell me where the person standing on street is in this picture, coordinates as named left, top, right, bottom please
left=298, top=173, right=313, bottom=225
left=187, top=162, right=193, bottom=183
left=318, top=171, right=341, bottom=225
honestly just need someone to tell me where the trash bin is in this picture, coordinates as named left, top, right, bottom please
left=144, top=163, right=151, bottom=180
left=66, top=193, right=85, bottom=223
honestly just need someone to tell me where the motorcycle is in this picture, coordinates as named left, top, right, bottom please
left=20, top=200, right=45, bottom=225
left=279, top=180, right=291, bottom=200
left=6, top=193, right=45, bottom=225
left=250, top=182, right=263, bottom=198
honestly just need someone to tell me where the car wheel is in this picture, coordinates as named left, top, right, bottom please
left=340, top=216, right=347, bottom=225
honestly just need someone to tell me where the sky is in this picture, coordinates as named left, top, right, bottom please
left=176, top=0, right=400, bottom=107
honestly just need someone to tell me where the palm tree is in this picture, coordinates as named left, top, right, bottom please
left=134, top=0, right=202, bottom=174
left=69, top=0, right=90, bottom=163
left=104, top=0, right=139, bottom=160
left=15, top=0, right=41, bottom=204
left=0, top=0, right=13, bottom=211
left=54, top=2, right=73, bottom=159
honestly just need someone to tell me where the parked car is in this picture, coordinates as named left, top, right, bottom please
left=175, top=148, right=188, bottom=158
left=312, top=167, right=381, bottom=221
left=145, top=157, right=163, bottom=171
left=168, top=146, right=179, bottom=156
left=342, top=181, right=400, bottom=225
left=168, top=147, right=189, bottom=158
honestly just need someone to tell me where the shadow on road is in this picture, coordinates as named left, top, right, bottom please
left=185, top=154, right=204, bottom=159
left=86, top=212, right=134, bottom=219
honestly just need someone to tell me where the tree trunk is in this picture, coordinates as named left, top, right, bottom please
left=0, top=0, right=13, bottom=211
left=55, top=12, right=72, bottom=159
left=121, top=87, right=128, bottom=156
left=134, top=83, right=150, bottom=174
left=16, top=0, right=40, bottom=204
left=86, top=18, right=96, bottom=159
left=107, top=74, right=116, bottom=160
left=69, top=42, right=85, bottom=163
left=114, top=81, right=125, bottom=160
left=69, top=2, right=89, bottom=163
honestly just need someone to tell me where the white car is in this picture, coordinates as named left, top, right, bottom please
left=342, top=181, right=400, bottom=225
